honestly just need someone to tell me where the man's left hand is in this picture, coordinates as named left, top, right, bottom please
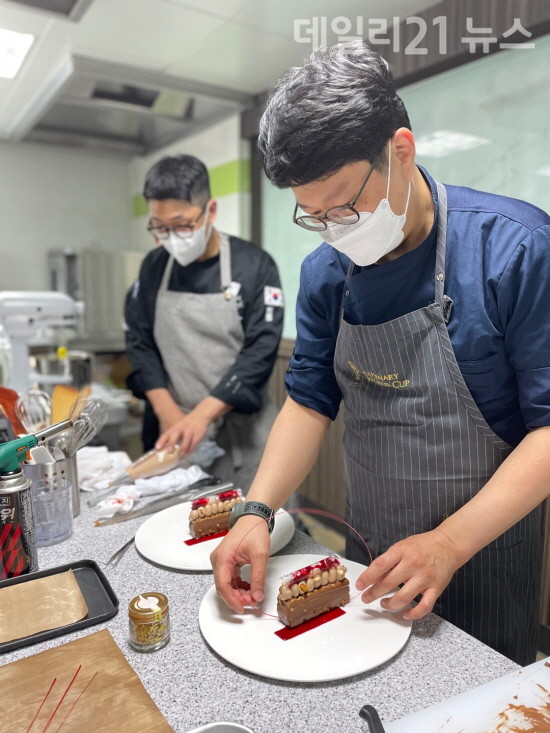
left=355, top=529, right=465, bottom=620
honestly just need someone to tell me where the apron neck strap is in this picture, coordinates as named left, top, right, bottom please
left=219, top=232, right=232, bottom=292
left=434, top=182, right=448, bottom=308
left=159, top=253, right=175, bottom=292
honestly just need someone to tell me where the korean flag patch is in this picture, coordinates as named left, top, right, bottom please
left=264, top=286, right=283, bottom=307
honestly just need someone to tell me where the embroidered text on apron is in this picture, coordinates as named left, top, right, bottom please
left=153, top=234, right=277, bottom=490
left=334, top=183, right=542, bottom=665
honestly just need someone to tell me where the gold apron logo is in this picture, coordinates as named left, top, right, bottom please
left=347, top=361, right=410, bottom=389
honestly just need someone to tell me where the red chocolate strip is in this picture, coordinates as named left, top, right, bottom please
left=54, top=671, right=98, bottom=732
left=274, top=607, right=346, bottom=640
left=41, top=665, right=81, bottom=733
left=25, top=678, right=57, bottom=733
left=184, top=530, right=228, bottom=546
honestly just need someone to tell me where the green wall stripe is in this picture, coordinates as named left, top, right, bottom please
left=132, top=157, right=250, bottom=218
left=211, top=158, right=251, bottom=197
left=133, top=194, right=148, bottom=218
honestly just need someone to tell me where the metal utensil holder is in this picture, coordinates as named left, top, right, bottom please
left=23, top=454, right=80, bottom=517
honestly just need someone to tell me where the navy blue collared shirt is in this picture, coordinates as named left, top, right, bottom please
left=286, top=168, right=550, bottom=447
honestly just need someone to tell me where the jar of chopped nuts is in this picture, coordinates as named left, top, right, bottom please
left=128, top=592, right=170, bottom=652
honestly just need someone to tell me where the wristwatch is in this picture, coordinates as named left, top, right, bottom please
left=229, top=500, right=275, bottom=534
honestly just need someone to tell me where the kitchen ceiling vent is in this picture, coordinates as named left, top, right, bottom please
left=24, top=56, right=254, bottom=155
left=92, top=82, right=160, bottom=109
left=7, top=0, right=93, bottom=22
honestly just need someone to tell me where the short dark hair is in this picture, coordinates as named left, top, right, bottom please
left=259, top=41, right=411, bottom=188
left=143, top=154, right=211, bottom=206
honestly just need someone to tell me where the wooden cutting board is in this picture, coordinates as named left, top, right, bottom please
left=50, top=384, right=79, bottom=424
left=386, top=657, right=550, bottom=732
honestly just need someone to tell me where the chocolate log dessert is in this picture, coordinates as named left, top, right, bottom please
left=277, top=556, right=350, bottom=628
left=188, top=489, right=243, bottom=539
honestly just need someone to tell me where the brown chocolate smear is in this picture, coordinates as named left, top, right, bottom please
left=277, top=578, right=350, bottom=628
left=493, top=701, right=550, bottom=732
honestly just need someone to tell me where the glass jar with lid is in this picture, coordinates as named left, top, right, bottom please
left=128, top=592, right=170, bottom=652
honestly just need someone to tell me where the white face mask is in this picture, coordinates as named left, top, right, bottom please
left=322, top=146, right=411, bottom=266
left=163, top=217, right=211, bottom=266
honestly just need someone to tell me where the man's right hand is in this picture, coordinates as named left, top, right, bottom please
left=157, top=403, right=187, bottom=435
left=145, top=388, right=187, bottom=435
left=210, top=515, right=271, bottom=613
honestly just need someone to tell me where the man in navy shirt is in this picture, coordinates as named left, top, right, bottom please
left=211, top=42, right=550, bottom=665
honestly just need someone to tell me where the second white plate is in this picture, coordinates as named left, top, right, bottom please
left=134, top=502, right=295, bottom=571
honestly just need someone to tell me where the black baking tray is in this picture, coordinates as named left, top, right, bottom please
left=0, top=559, right=119, bottom=653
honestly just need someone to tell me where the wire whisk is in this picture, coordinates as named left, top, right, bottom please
left=15, top=390, right=52, bottom=433
left=66, top=399, right=108, bottom=456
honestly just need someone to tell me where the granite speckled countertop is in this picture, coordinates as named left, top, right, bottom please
left=2, top=497, right=519, bottom=732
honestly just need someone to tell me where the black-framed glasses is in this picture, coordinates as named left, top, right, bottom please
left=292, top=161, right=377, bottom=232
left=147, top=204, right=207, bottom=241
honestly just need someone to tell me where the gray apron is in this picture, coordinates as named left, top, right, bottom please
left=154, top=233, right=277, bottom=491
left=334, top=183, right=542, bottom=665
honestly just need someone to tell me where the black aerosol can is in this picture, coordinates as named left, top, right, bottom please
left=0, top=420, right=72, bottom=579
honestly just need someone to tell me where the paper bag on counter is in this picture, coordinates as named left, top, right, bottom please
left=1, top=628, right=173, bottom=732
left=0, top=569, right=88, bottom=644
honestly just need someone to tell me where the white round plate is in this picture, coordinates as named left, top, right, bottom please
left=199, top=553, right=412, bottom=682
left=134, top=502, right=295, bottom=571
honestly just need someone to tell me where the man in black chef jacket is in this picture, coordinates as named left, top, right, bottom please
left=125, top=154, right=283, bottom=491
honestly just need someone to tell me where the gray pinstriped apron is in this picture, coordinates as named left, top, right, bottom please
left=334, top=183, right=542, bottom=665
left=154, top=233, right=277, bottom=491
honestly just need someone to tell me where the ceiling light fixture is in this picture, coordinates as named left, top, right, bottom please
left=415, top=130, right=490, bottom=158
left=0, top=27, right=34, bottom=80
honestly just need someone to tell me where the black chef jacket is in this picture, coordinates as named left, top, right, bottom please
left=124, top=234, right=283, bottom=447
